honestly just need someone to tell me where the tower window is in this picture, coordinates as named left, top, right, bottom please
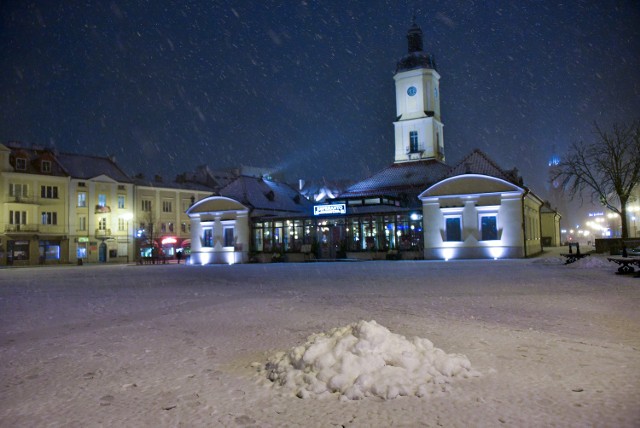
left=409, top=131, right=419, bottom=153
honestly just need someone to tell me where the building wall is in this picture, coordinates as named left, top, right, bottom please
left=68, top=177, right=135, bottom=264
left=1, top=147, right=70, bottom=266
left=420, top=175, right=540, bottom=260
left=541, top=212, right=562, bottom=247
left=187, top=196, right=249, bottom=264
left=134, top=185, right=211, bottom=260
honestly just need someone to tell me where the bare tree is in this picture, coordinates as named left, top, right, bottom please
left=554, top=120, right=640, bottom=238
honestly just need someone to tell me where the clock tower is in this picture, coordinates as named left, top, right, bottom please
left=393, top=20, right=445, bottom=163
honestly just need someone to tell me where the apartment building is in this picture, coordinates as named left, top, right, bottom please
left=1, top=143, right=69, bottom=266
left=132, top=174, right=214, bottom=261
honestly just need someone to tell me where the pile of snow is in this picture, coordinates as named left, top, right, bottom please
left=262, top=320, right=478, bottom=400
left=566, top=256, right=613, bottom=269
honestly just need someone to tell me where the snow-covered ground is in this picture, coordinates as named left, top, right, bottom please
left=1, top=252, right=639, bottom=427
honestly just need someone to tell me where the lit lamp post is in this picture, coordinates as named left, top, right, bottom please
left=122, top=212, right=133, bottom=263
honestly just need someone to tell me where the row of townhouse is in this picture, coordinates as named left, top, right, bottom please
left=0, top=142, right=217, bottom=266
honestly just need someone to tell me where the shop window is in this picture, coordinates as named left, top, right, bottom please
left=203, top=229, right=213, bottom=247
left=39, top=241, right=60, bottom=260
left=9, top=240, right=29, bottom=261
left=224, top=227, right=234, bottom=248
left=480, top=214, right=498, bottom=241
left=253, top=226, right=264, bottom=252
left=444, top=216, right=462, bottom=242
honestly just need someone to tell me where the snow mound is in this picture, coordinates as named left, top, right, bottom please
left=565, top=256, right=612, bottom=269
left=262, top=320, right=478, bottom=400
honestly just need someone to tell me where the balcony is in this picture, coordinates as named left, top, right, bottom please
left=95, top=229, right=112, bottom=237
left=95, top=205, right=112, bottom=214
left=10, top=195, right=38, bottom=204
left=5, top=224, right=39, bottom=233
left=4, top=224, right=66, bottom=234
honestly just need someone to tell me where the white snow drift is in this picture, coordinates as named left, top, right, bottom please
left=262, top=320, right=479, bottom=400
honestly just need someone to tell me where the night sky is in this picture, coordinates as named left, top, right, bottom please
left=2, top=1, right=639, bottom=201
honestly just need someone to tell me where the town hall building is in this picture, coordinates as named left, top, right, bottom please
left=186, top=20, right=546, bottom=263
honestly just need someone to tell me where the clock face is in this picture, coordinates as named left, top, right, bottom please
left=407, top=86, right=417, bottom=97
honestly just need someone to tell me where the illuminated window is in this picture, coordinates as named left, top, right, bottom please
left=480, top=214, right=498, bottom=241
left=41, top=211, right=57, bottom=225
left=98, top=217, right=107, bottom=230
left=444, top=216, right=462, bottom=241
left=78, top=192, right=87, bottom=207
left=203, top=229, right=213, bottom=247
left=118, top=195, right=125, bottom=209
left=98, top=194, right=107, bottom=207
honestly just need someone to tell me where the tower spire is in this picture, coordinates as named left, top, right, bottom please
left=407, top=16, right=423, bottom=53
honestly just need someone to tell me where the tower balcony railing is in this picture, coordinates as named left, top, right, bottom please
left=406, top=146, right=424, bottom=154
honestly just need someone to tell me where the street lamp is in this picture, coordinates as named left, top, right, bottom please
left=122, top=212, right=133, bottom=263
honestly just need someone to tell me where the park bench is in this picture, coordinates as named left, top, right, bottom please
left=606, top=255, right=640, bottom=275
left=560, top=243, right=590, bottom=264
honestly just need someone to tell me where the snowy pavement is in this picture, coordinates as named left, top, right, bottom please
left=0, top=254, right=638, bottom=427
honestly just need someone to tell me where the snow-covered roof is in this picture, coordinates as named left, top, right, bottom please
left=339, top=160, right=450, bottom=202
left=445, top=149, right=522, bottom=185
left=56, top=152, right=132, bottom=182
left=219, top=175, right=313, bottom=218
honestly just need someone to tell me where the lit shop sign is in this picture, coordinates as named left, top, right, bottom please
left=314, top=204, right=346, bottom=216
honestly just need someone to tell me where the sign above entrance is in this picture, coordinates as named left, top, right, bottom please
left=314, top=203, right=346, bottom=216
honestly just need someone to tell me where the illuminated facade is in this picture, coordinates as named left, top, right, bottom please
left=393, top=20, right=444, bottom=163
left=186, top=196, right=250, bottom=265
left=420, top=173, right=543, bottom=259
left=0, top=143, right=69, bottom=266
left=132, top=175, right=213, bottom=262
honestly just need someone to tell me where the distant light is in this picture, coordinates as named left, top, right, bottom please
left=410, top=213, right=422, bottom=221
